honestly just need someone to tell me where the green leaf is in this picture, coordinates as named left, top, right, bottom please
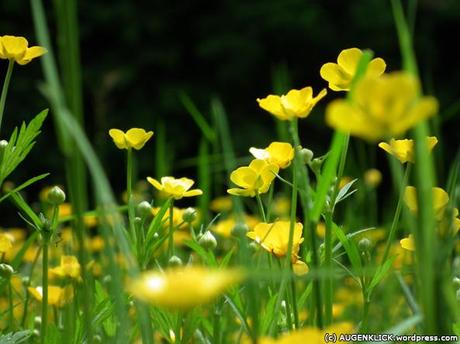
left=334, top=178, right=358, bottom=205
left=368, top=256, right=396, bottom=293
left=0, top=109, right=48, bottom=185
left=332, top=223, right=362, bottom=273
left=0, top=173, right=49, bottom=204
left=0, top=330, right=33, bottom=344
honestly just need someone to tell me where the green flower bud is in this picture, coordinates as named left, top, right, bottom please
left=183, top=207, right=197, bottom=223
left=358, top=238, right=372, bottom=252
left=168, top=255, right=183, bottom=267
left=454, top=277, right=460, bottom=289
left=0, top=263, right=14, bottom=278
left=136, top=201, right=152, bottom=218
left=34, top=316, right=42, bottom=327
left=299, top=147, right=314, bottom=164
left=231, top=223, right=248, bottom=237
left=198, top=231, right=217, bottom=250
left=47, top=186, right=66, bottom=205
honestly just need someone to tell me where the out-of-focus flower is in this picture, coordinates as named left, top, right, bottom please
left=326, top=72, right=438, bottom=141
left=147, top=176, right=202, bottom=200
left=339, top=176, right=352, bottom=190
left=0, top=232, right=14, bottom=254
left=247, top=221, right=304, bottom=261
left=0, top=35, right=47, bottom=65
left=227, top=159, right=278, bottom=197
left=108, top=128, right=153, bottom=150
left=378, top=137, right=438, bottom=164
left=212, top=215, right=259, bottom=238
left=404, top=186, right=449, bottom=220
left=28, top=285, right=74, bottom=308
left=257, top=87, right=327, bottom=121
left=364, top=168, right=382, bottom=188
left=128, top=266, right=244, bottom=310
left=249, top=142, right=295, bottom=169
left=49, top=256, right=81, bottom=280
left=320, top=47, right=386, bottom=91
left=400, top=234, right=415, bottom=251
left=210, top=196, right=233, bottom=212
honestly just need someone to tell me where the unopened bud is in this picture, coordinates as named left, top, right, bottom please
left=0, top=263, right=14, bottom=278
left=34, top=316, right=42, bottom=327
left=249, top=242, right=259, bottom=252
left=231, top=223, right=248, bottom=237
left=454, top=277, right=460, bottom=288
left=299, top=148, right=314, bottom=164
left=93, top=335, right=102, bottom=343
left=136, top=201, right=152, bottom=218
left=168, top=255, right=183, bottom=267
left=198, top=231, right=217, bottom=250
left=358, top=238, right=371, bottom=252
left=183, top=207, right=197, bottom=223
left=47, top=186, right=66, bottom=205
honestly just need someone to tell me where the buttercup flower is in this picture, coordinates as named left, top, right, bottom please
left=364, top=168, right=382, bottom=188
left=0, top=232, right=14, bottom=254
left=108, top=128, right=153, bottom=150
left=247, top=220, right=304, bottom=261
left=320, top=47, right=386, bottom=91
left=28, top=285, right=74, bottom=308
left=0, top=35, right=47, bottom=65
left=400, top=234, right=415, bottom=251
left=404, top=186, right=449, bottom=220
left=249, top=142, right=294, bottom=169
left=257, top=87, right=327, bottom=121
left=227, top=159, right=279, bottom=197
left=326, top=72, right=438, bottom=141
left=378, top=136, right=438, bottom=164
left=212, top=215, right=259, bottom=238
left=49, top=255, right=81, bottom=280
left=128, top=266, right=244, bottom=310
left=147, top=176, right=202, bottom=199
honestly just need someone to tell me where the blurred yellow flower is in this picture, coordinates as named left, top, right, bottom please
left=28, top=285, right=74, bottom=308
left=400, top=234, right=415, bottom=251
left=49, top=255, right=81, bottom=280
left=320, top=47, right=386, bottom=91
left=210, top=196, right=233, bottom=212
left=249, top=142, right=295, bottom=169
left=404, top=186, right=449, bottom=220
left=247, top=220, right=304, bottom=260
left=128, top=266, right=244, bottom=310
left=257, top=87, right=327, bottom=121
left=212, top=215, right=259, bottom=238
left=108, top=128, right=153, bottom=150
left=364, top=168, right=382, bottom=188
left=147, top=176, right=202, bottom=200
left=378, top=136, right=438, bottom=164
left=227, top=159, right=279, bottom=197
left=0, top=35, right=47, bottom=65
left=326, top=72, right=438, bottom=141
left=0, top=232, right=14, bottom=254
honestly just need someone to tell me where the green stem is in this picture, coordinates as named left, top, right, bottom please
left=8, top=279, right=14, bottom=329
left=256, top=192, right=267, bottom=222
left=127, top=148, right=137, bottom=242
left=169, top=201, right=175, bottom=257
left=266, top=183, right=275, bottom=222
left=41, top=237, right=49, bottom=344
left=0, top=59, right=14, bottom=134
left=324, top=210, right=334, bottom=326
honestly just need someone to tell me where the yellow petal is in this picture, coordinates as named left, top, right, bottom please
left=337, top=47, right=362, bottom=75
left=400, top=235, right=415, bottom=251
left=320, top=63, right=351, bottom=91
left=17, top=46, right=47, bottom=65
left=366, top=57, right=386, bottom=78
left=0, top=35, right=28, bottom=59
left=108, top=129, right=128, bottom=149
left=227, top=188, right=254, bottom=197
left=293, top=260, right=309, bottom=276
left=257, top=95, right=288, bottom=120
left=183, top=189, right=203, bottom=197
left=146, top=177, right=163, bottom=191
left=125, top=128, right=153, bottom=150
left=230, top=167, right=258, bottom=188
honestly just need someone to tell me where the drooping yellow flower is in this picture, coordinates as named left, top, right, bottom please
left=326, top=72, right=438, bottom=141
left=0, top=232, right=14, bottom=254
left=128, top=266, right=244, bottom=310
left=227, top=159, right=279, bottom=197
left=247, top=221, right=304, bottom=260
left=404, top=186, right=449, bottom=220
left=378, top=136, right=438, bottom=164
left=28, top=285, right=74, bottom=308
left=257, top=87, right=327, bottom=121
left=147, top=176, right=202, bottom=200
left=49, top=256, right=81, bottom=280
left=320, top=47, right=386, bottom=91
left=0, top=35, right=47, bottom=65
left=400, top=234, right=415, bottom=251
left=108, top=128, right=153, bottom=150
left=249, top=142, right=295, bottom=169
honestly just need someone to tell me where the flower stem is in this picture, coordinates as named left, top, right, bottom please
left=324, top=210, right=334, bottom=326
left=255, top=192, right=267, bottom=222
left=169, top=201, right=175, bottom=257
left=0, top=59, right=14, bottom=134
left=127, top=148, right=137, bottom=243
left=41, top=237, right=49, bottom=344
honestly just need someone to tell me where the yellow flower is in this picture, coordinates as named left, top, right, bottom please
left=249, top=142, right=295, bottom=169
left=0, top=35, right=47, bottom=65
left=108, top=128, right=153, bottom=150
left=227, top=159, right=279, bottom=197
left=49, top=256, right=81, bottom=280
left=320, top=47, right=386, bottom=91
left=212, top=215, right=259, bottom=238
left=326, top=72, right=438, bottom=141
left=147, top=176, right=202, bottom=200
left=28, top=285, right=74, bottom=308
left=404, top=186, right=449, bottom=220
left=378, top=136, right=438, bottom=164
left=364, top=168, right=382, bottom=188
left=210, top=196, right=233, bottom=212
left=257, top=87, right=327, bottom=121
left=128, top=266, right=244, bottom=310
left=0, top=232, right=14, bottom=254
left=247, top=221, right=304, bottom=260
left=400, top=234, right=415, bottom=251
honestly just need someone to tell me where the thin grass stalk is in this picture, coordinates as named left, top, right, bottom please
left=0, top=59, right=14, bottom=133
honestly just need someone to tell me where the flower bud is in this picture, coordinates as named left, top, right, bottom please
left=454, top=277, right=460, bottom=289
left=249, top=242, right=259, bottom=253
left=47, top=186, right=66, bottom=205
left=136, top=201, right=152, bottom=218
left=358, top=238, right=371, bottom=252
left=231, top=223, right=248, bottom=237
left=34, top=316, right=42, bottom=327
left=0, top=263, right=14, bottom=278
left=299, top=147, right=314, bottom=165
left=183, top=207, right=197, bottom=223
left=198, top=231, right=217, bottom=250
left=168, top=255, right=183, bottom=267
